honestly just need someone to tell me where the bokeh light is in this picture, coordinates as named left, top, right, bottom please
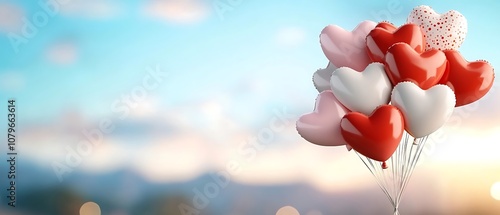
left=490, top=182, right=500, bottom=201
left=276, top=206, right=300, bottom=215
left=79, top=202, right=101, bottom=215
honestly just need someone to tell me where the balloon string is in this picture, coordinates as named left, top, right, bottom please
left=396, top=132, right=409, bottom=204
left=398, top=135, right=428, bottom=203
left=402, top=136, right=428, bottom=193
left=393, top=132, right=418, bottom=207
left=377, top=161, right=392, bottom=200
left=355, top=133, right=430, bottom=211
left=394, top=132, right=408, bottom=206
left=403, top=136, right=415, bottom=182
left=397, top=132, right=408, bottom=199
left=390, top=149, right=396, bottom=199
left=398, top=135, right=415, bottom=204
left=355, top=152, right=395, bottom=207
left=397, top=132, right=406, bottom=201
left=367, top=157, right=393, bottom=204
left=399, top=133, right=412, bottom=204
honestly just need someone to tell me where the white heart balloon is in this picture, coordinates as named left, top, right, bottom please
left=330, top=62, right=392, bottom=115
left=313, top=62, right=337, bottom=93
left=407, top=5, right=467, bottom=50
left=391, top=82, right=455, bottom=138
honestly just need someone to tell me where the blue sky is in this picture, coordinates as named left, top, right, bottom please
left=1, top=0, right=499, bottom=122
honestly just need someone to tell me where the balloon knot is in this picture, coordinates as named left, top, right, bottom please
left=382, top=161, right=388, bottom=169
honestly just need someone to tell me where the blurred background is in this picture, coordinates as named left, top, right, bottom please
left=0, top=0, right=499, bottom=214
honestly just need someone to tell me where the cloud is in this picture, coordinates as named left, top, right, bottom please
left=59, top=0, right=122, bottom=19
left=143, top=0, right=211, bottom=24
left=0, top=3, right=24, bottom=33
left=275, top=27, right=306, bottom=47
left=131, top=134, right=212, bottom=182
left=431, top=125, right=500, bottom=163
left=14, top=85, right=500, bottom=191
left=45, top=39, right=79, bottom=65
left=79, top=138, right=130, bottom=173
left=0, top=71, right=25, bottom=92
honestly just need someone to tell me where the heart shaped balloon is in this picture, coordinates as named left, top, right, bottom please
left=340, top=105, right=404, bottom=162
left=391, top=82, right=455, bottom=138
left=441, top=50, right=495, bottom=107
left=374, top=22, right=397, bottom=32
left=330, top=63, right=392, bottom=115
left=313, top=63, right=337, bottom=93
left=320, top=20, right=377, bottom=71
left=407, top=5, right=468, bottom=50
left=384, top=42, right=447, bottom=90
left=366, top=23, right=426, bottom=63
left=296, top=90, right=349, bottom=147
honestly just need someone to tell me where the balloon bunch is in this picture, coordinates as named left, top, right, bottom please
left=297, top=5, right=494, bottom=215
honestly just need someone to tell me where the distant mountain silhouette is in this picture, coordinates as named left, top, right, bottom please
left=1, top=160, right=497, bottom=215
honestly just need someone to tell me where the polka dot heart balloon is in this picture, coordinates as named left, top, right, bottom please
left=407, top=5, right=467, bottom=50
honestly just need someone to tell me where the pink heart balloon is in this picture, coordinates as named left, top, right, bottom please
left=320, top=20, right=377, bottom=71
left=296, top=90, right=350, bottom=147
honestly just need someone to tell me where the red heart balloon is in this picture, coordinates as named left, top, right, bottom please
left=340, top=105, right=404, bottom=162
left=441, top=50, right=495, bottom=107
left=384, top=43, right=447, bottom=90
left=374, top=22, right=397, bottom=32
left=366, top=23, right=426, bottom=63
